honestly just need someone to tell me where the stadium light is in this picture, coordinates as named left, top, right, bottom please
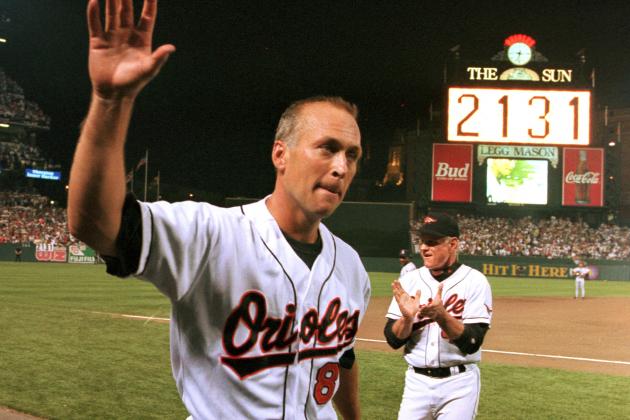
left=608, top=140, right=616, bottom=147
left=0, top=38, right=6, bottom=43
left=0, top=123, right=9, bottom=128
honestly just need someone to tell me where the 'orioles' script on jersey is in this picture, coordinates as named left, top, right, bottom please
left=222, top=290, right=360, bottom=379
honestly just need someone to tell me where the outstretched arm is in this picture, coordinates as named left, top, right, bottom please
left=68, top=0, right=174, bottom=255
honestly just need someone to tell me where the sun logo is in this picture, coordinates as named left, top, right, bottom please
left=423, top=216, right=437, bottom=224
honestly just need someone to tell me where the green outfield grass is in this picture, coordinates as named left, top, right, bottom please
left=1, top=262, right=630, bottom=419
left=358, top=350, right=630, bottom=420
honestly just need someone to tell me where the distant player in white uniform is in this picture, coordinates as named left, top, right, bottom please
left=398, top=249, right=417, bottom=277
left=384, top=213, right=493, bottom=420
left=571, top=260, right=590, bottom=299
left=68, top=1, right=370, bottom=418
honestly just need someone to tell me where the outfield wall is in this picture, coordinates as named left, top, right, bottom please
left=2, top=244, right=628, bottom=281
left=363, top=255, right=630, bottom=281
left=0, top=243, right=98, bottom=264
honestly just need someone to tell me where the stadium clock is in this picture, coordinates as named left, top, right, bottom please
left=447, top=87, right=591, bottom=145
left=507, top=42, right=532, bottom=66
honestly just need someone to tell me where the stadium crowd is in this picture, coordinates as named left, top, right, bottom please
left=0, top=137, right=58, bottom=172
left=0, top=68, right=50, bottom=129
left=0, top=191, right=75, bottom=246
left=412, top=214, right=630, bottom=261
left=2, top=188, right=630, bottom=261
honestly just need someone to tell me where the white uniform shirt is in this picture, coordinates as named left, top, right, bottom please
left=386, top=265, right=492, bottom=368
left=133, top=197, right=371, bottom=419
left=400, top=261, right=417, bottom=277
left=573, top=267, right=590, bottom=281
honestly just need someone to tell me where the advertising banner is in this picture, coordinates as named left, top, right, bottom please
left=477, top=144, right=559, bottom=168
left=431, top=144, right=473, bottom=202
left=562, top=148, right=604, bottom=207
left=68, top=244, right=97, bottom=264
left=35, top=244, right=67, bottom=262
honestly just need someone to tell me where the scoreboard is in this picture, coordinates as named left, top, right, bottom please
left=447, top=87, right=591, bottom=145
left=433, top=34, right=603, bottom=208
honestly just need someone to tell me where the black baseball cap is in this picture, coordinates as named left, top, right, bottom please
left=399, top=249, right=411, bottom=258
left=419, top=212, right=460, bottom=238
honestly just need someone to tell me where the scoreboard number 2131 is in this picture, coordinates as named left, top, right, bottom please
left=447, top=87, right=590, bottom=145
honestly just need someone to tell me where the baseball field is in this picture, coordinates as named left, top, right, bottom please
left=1, top=262, right=629, bottom=419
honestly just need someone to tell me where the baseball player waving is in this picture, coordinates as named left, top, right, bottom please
left=68, top=1, right=370, bottom=418
left=384, top=213, right=493, bottom=420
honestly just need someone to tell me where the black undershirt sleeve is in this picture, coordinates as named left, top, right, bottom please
left=101, top=193, right=143, bottom=278
left=338, top=348, right=356, bottom=369
left=452, top=323, right=490, bottom=354
left=383, top=318, right=409, bottom=349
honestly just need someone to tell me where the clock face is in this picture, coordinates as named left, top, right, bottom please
left=507, top=42, right=532, bottom=66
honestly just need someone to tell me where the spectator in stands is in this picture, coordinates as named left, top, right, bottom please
left=410, top=213, right=630, bottom=261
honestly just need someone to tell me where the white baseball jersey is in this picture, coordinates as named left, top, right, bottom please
left=400, top=261, right=417, bottom=277
left=386, top=264, right=492, bottom=368
left=573, top=267, right=590, bottom=281
left=133, top=197, right=371, bottom=419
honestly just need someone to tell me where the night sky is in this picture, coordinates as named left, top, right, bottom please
left=1, top=1, right=629, bottom=200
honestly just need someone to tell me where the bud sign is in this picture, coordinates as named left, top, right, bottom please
left=562, top=147, right=604, bottom=207
left=432, top=144, right=473, bottom=202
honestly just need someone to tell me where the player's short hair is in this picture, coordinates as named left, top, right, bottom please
left=275, top=96, right=358, bottom=147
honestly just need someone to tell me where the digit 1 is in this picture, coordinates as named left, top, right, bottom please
left=569, top=96, right=579, bottom=140
left=498, top=95, right=508, bottom=137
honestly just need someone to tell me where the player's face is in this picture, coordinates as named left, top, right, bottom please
left=419, top=235, right=458, bottom=270
left=277, top=103, right=361, bottom=220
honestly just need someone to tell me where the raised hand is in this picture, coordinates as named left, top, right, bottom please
left=392, top=280, right=422, bottom=319
left=86, top=0, right=175, bottom=100
left=419, top=283, right=446, bottom=321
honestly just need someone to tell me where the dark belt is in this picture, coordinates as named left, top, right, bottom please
left=412, top=365, right=466, bottom=378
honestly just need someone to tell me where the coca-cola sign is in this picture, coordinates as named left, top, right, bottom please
left=562, top=148, right=604, bottom=207
left=432, top=144, right=473, bottom=202
left=564, top=171, right=600, bottom=185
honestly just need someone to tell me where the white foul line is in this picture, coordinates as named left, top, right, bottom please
left=481, top=349, right=630, bottom=366
left=355, top=338, right=630, bottom=366
left=86, top=310, right=170, bottom=322
left=123, top=313, right=170, bottom=323
left=95, top=312, right=630, bottom=367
